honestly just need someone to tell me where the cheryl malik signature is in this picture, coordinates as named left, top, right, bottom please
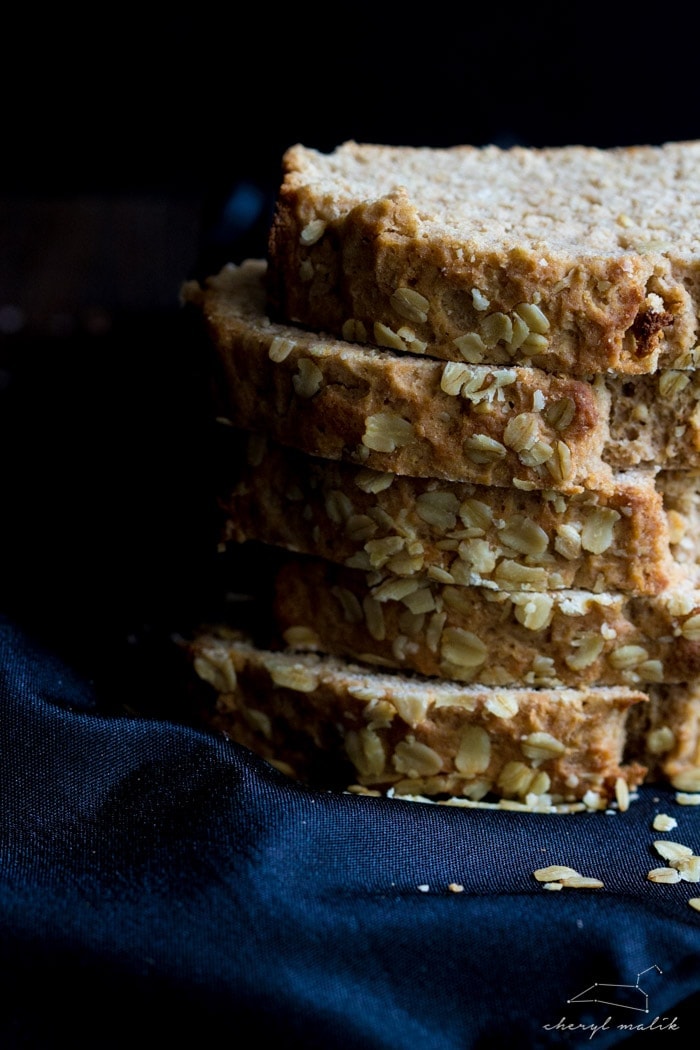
left=542, top=966, right=680, bottom=1038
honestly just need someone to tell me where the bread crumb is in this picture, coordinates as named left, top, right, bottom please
left=559, top=875, right=604, bottom=889
left=647, top=867, right=681, bottom=883
left=534, top=865, right=581, bottom=881
left=653, top=813, right=678, bottom=831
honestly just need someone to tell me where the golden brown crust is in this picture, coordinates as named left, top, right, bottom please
left=271, top=556, right=700, bottom=689
left=268, top=141, right=700, bottom=376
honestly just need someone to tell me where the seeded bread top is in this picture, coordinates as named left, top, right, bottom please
left=268, top=140, right=700, bottom=375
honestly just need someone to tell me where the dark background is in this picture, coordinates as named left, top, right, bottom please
left=2, top=9, right=700, bottom=714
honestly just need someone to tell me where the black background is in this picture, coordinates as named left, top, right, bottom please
left=2, top=8, right=700, bottom=714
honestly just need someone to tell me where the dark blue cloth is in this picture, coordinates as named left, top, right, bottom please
left=2, top=613, right=700, bottom=1049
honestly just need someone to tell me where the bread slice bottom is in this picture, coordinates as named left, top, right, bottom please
left=187, top=628, right=700, bottom=809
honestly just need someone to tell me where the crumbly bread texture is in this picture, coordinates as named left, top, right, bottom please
left=271, top=556, right=700, bottom=689
left=220, top=431, right=700, bottom=597
left=267, top=140, right=700, bottom=376
left=627, top=683, right=700, bottom=793
left=182, top=260, right=700, bottom=493
left=189, top=627, right=646, bottom=805
left=184, top=142, right=700, bottom=808
left=188, top=628, right=700, bottom=805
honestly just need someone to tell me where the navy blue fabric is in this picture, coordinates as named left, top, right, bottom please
left=2, top=615, right=700, bottom=1048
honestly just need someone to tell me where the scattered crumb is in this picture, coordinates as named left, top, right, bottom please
left=349, top=785, right=635, bottom=814
left=615, top=776, right=630, bottom=812
left=647, top=867, right=681, bottom=884
left=533, top=865, right=603, bottom=889
left=676, top=792, right=700, bottom=806
left=688, top=898, right=700, bottom=912
left=533, top=865, right=581, bottom=882
left=677, top=856, right=700, bottom=882
left=417, top=884, right=430, bottom=893
left=559, top=875, right=604, bottom=889
left=653, top=813, right=678, bottom=831
left=646, top=840, right=700, bottom=884
left=448, top=883, right=464, bottom=893
left=654, top=840, right=693, bottom=862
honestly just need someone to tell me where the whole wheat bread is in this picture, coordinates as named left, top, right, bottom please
left=185, top=141, right=700, bottom=807
left=189, top=626, right=647, bottom=806
left=220, top=431, right=700, bottom=596
left=267, top=140, right=700, bottom=375
left=271, top=555, right=700, bottom=689
left=189, top=627, right=700, bottom=805
left=183, top=260, right=700, bottom=493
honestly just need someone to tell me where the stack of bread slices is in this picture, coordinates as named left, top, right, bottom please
left=183, top=140, right=700, bottom=812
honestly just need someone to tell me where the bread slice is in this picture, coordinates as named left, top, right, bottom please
left=267, top=140, right=700, bottom=376
left=182, top=260, right=700, bottom=493
left=188, top=626, right=649, bottom=807
left=189, top=628, right=700, bottom=805
left=270, top=555, right=700, bottom=689
left=220, top=431, right=700, bottom=596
